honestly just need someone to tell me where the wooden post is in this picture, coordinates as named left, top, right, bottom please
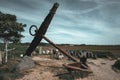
left=5, top=40, right=8, bottom=63
left=39, top=46, right=42, bottom=54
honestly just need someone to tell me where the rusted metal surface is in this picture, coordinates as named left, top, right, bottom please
left=42, top=35, right=92, bottom=71
left=24, top=3, right=78, bottom=62
left=29, top=25, right=38, bottom=36
left=24, top=3, right=59, bottom=56
left=63, top=63, right=92, bottom=73
left=42, top=35, right=78, bottom=62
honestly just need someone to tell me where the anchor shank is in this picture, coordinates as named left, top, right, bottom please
left=24, top=3, right=59, bottom=56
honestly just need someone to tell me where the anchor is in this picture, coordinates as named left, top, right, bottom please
left=23, top=2, right=77, bottom=62
left=23, top=2, right=92, bottom=73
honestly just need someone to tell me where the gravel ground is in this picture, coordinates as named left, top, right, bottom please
left=16, top=55, right=120, bottom=80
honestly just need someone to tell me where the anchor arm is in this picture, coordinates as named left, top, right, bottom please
left=42, top=35, right=78, bottom=62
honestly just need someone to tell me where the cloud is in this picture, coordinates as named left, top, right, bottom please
left=0, top=0, right=120, bottom=45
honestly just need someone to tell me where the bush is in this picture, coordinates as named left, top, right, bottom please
left=113, top=59, right=120, bottom=70
left=8, top=43, right=40, bottom=58
left=92, top=51, right=116, bottom=58
left=8, top=44, right=28, bottom=58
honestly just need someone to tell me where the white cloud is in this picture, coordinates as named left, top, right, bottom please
left=0, top=0, right=120, bottom=45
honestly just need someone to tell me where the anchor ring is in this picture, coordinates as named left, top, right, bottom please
left=29, top=25, right=38, bottom=36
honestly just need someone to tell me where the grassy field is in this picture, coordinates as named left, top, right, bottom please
left=0, top=43, right=120, bottom=58
left=40, top=44, right=120, bottom=58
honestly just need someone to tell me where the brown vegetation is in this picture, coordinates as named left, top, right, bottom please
left=41, top=45, right=120, bottom=57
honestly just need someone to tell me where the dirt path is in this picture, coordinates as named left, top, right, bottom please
left=87, top=59, right=120, bottom=80
left=16, top=55, right=120, bottom=80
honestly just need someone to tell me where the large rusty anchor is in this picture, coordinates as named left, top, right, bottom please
left=24, top=2, right=92, bottom=73
left=23, top=2, right=77, bottom=62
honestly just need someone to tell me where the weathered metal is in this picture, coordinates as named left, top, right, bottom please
left=23, top=2, right=92, bottom=73
left=63, top=63, right=92, bottom=73
left=42, top=35, right=78, bottom=62
left=29, top=25, right=38, bottom=36
left=24, top=3, right=59, bottom=56
left=24, top=2, right=78, bottom=62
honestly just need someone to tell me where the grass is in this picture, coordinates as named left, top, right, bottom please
left=8, top=44, right=28, bottom=58
left=0, top=43, right=39, bottom=59
left=92, top=51, right=116, bottom=59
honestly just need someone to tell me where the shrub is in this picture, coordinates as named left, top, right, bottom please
left=113, top=59, right=120, bottom=70
left=92, top=51, right=116, bottom=58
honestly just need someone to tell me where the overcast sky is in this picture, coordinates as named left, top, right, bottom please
left=0, top=0, right=120, bottom=45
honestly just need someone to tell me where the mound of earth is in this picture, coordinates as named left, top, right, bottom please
left=15, top=55, right=120, bottom=80
left=0, top=55, right=120, bottom=80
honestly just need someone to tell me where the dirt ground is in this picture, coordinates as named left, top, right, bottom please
left=16, top=55, right=120, bottom=80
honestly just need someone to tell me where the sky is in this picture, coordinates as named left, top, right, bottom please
left=0, top=0, right=120, bottom=45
